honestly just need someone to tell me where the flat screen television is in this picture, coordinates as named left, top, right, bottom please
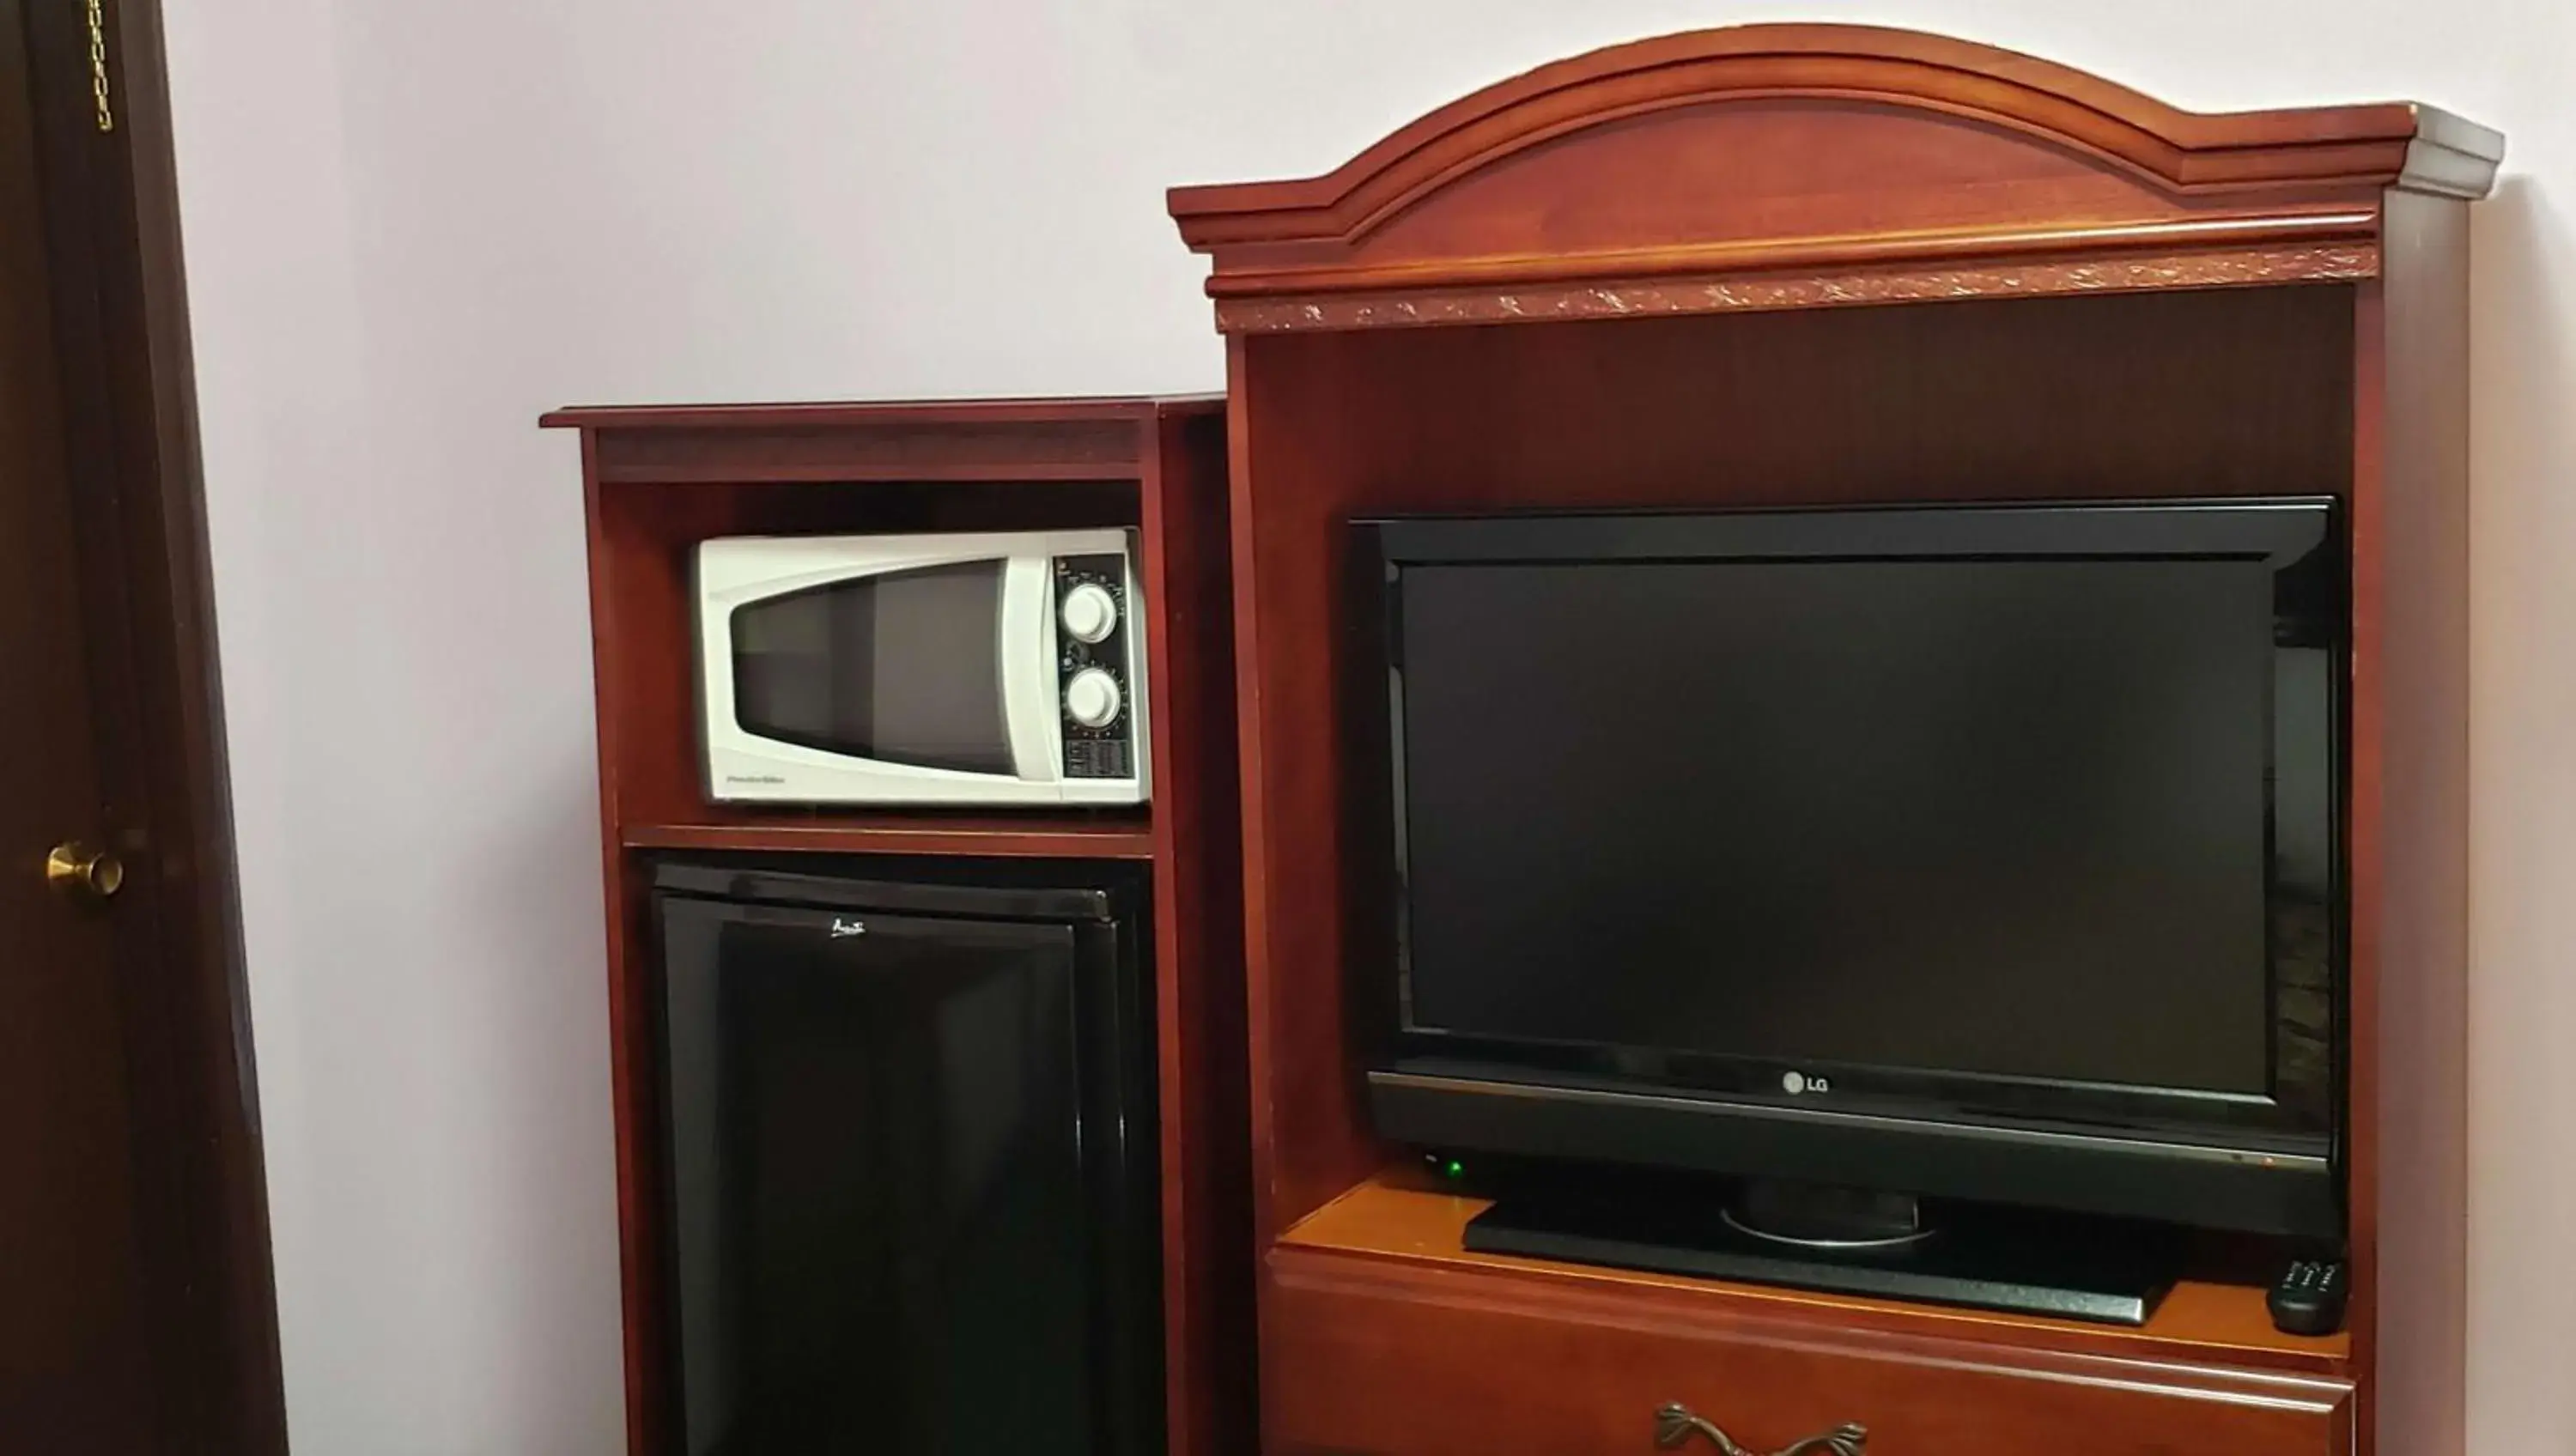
left=1354, top=499, right=2342, bottom=1243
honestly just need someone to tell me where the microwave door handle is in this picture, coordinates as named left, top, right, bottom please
left=999, top=556, right=1061, bottom=783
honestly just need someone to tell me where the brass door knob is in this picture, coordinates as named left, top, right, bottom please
left=46, top=841, right=125, bottom=901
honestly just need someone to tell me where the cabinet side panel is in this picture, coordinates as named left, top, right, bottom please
left=1230, top=335, right=1394, bottom=1241
left=1142, top=410, right=1255, bottom=1456
left=2368, top=186, right=2471, bottom=1456
left=582, top=433, right=664, bottom=1456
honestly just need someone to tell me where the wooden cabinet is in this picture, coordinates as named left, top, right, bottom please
left=1267, top=1179, right=2357, bottom=1456
left=1169, top=22, right=2493, bottom=1456
left=538, top=399, right=1254, bottom=1456
left=1267, top=1248, right=2354, bottom=1456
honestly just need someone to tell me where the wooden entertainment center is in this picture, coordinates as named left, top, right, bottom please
left=1169, top=24, right=2494, bottom=1456
left=544, top=22, right=2497, bottom=1456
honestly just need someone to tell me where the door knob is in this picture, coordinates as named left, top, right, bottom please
left=46, top=841, right=125, bottom=901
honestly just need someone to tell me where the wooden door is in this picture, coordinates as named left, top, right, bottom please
left=1, top=0, right=286, bottom=1448
left=0, top=5, right=158, bottom=1449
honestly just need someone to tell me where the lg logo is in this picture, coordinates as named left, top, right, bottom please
left=1781, top=1071, right=1832, bottom=1095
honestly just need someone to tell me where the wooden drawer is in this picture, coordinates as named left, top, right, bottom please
left=1265, top=1248, right=2355, bottom=1456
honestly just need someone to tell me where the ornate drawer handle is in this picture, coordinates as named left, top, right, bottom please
left=1655, top=1402, right=1868, bottom=1456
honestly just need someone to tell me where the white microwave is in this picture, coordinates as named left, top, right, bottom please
left=695, top=530, right=1149, bottom=806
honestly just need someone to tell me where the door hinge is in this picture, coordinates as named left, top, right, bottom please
left=84, top=0, right=113, bottom=134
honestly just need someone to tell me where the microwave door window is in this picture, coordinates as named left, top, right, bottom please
left=729, top=562, right=1015, bottom=774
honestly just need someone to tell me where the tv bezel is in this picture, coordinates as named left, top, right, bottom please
left=1351, top=498, right=2346, bottom=1239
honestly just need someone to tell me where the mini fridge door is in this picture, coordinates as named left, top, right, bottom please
left=652, top=863, right=1158, bottom=1456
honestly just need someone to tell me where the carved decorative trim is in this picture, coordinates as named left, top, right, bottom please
left=1213, top=244, right=2380, bottom=333
left=1204, top=211, right=2379, bottom=300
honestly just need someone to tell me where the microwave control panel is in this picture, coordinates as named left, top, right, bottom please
left=1054, top=555, right=1135, bottom=780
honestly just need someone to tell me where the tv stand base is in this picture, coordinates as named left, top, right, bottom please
left=1466, top=1183, right=2176, bottom=1326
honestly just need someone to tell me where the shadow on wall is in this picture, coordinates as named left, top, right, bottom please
left=2464, top=170, right=2576, bottom=1451
left=468, top=761, right=626, bottom=1449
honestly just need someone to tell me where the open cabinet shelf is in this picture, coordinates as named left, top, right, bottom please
left=619, top=810, right=1158, bottom=859
left=547, top=395, right=1252, bottom=1456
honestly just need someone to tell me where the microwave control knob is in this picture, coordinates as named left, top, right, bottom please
left=1060, top=582, right=1118, bottom=644
left=1065, top=668, right=1122, bottom=728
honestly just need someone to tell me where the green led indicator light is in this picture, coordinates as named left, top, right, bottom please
left=1441, top=1158, right=1466, bottom=1181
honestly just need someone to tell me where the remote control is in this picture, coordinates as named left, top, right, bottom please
left=2268, top=1258, right=2348, bottom=1335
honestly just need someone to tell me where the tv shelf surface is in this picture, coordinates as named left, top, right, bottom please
left=1282, top=1172, right=2350, bottom=1375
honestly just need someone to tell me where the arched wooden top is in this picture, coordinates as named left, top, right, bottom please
left=1168, top=25, right=2501, bottom=332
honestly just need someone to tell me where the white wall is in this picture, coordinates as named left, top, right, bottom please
left=159, top=1, right=2574, bottom=1451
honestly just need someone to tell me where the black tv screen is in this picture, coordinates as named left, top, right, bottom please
left=1359, top=500, right=2343, bottom=1237
left=1401, top=554, right=2275, bottom=1091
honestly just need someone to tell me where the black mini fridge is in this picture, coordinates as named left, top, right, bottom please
left=650, top=859, right=1161, bottom=1456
